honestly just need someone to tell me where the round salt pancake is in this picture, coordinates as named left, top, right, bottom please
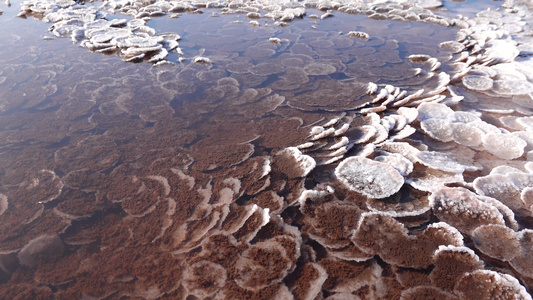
left=229, top=88, right=260, bottom=105
left=472, top=224, right=521, bottom=261
left=510, top=230, right=533, bottom=279
left=481, top=132, right=526, bottom=160
left=272, top=67, right=309, bottom=90
left=244, top=45, right=276, bottom=59
left=455, top=270, right=530, bottom=300
left=304, top=200, right=362, bottom=249
left=234, top=237, right=299, bottom=291
left=54, top=189, right=99, bottom=218
left=231, top=73, right=268, bottom=87
left=353, top=212, right=462, bottom=269
left=120, top=36, right=161, bottom=48
left=374, top=152, right=413, bottom=176
left=439, top=40, right=465, bottom=53
left=417, top=102, right=455, bottom=121
left=452, top=111, right=481, bottom=123
left=473, top=173, right=527, bottom=213
left=348, top=125, right=378, bottom=144
left=287, top=79, right=371, bottom=112
left=492, top=79, right=533, bottom=96
left=91, top=33, right=114, bottom=44
left=17, top=235, right=64, bottom=267
left=303, top=63, right=337, bottom=76
left=461, top=75, right=493, bottom=91
left=409, top=54, right=431, bottom=63
left=430, top=187, right=506, bottom=234
left=429, top=246, right=483, bottom=291
left=420, top=118, right=454, bottom=142
left=242, top=94, right=286, bottom=118
left=250, top=62, right=285, bottom=76
left=226, top=61, right=253, bottom=74
left=366, top=186, right=432, bottom=217
left=54, top=135, right=121, bottom=173
left=290, top=263, right=328, bottom=300
left=335, top=156, right=404, bottom=199
left=400, top=286, right=456, bottom=299
left=182, top=261, right=227, bottom=298
left=318, top=258, right=382, bottom=293
left=451, top=123, right=483, bottom=147
left=197, top=68, right=227, bottom=82
left=1, top=209, right=69, bottom=253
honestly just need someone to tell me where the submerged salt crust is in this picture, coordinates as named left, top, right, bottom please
left=1, top=0, right=533, bottom=298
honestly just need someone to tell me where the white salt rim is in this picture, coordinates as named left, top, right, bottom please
left=0, top=194, right=7, bottom=216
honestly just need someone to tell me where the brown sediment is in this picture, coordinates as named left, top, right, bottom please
left=2, top=0, right=533, bottom=297
left=319, top=258, right=380, bottom=292
left=54, top=135, right=121, bottom=173
left=0, top=283, right=54, bottom=300
left=395, top=268, right=432, bottom=289
left=290, top=263, right=322, bottom=300
left=232, top=208, right=268, bottom=242
left=222, top=280, right=289, bottom=300
left=303, top=201, right=362, bottom=247
left=120, top=177, right=167, bottom=216
left=220, top=204, right=253, bottom=233
left=55, top=188, right=102, bottom=217
left=429, top=247, right=483, bottom=292
left=373, top=276, right=405, bottom=300
left=255, top=117, right=308, bottom=151
left=248, top=190, right=284, bottom=212
left=234, top=244, right=292, bottom=289
left=34, top=250, right=81, bottom=285
left=0, top=209, right=69, bottom=252
left=126, top=199, right=170, bottom=244
left=190, top=140, right=255, bottom=171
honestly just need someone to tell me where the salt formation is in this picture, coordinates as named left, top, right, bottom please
left=18, top=0, right=182, bottom=64
left=2, top=0, right=533, bottom=298
left=418, top=102, right=527, bottom=158
left=430, top=187, right=506, bottom=234
left=347, top=31, right=369, bottom=39
left=17, top=235, right=64, bottom=267
left=474, top=169, right=533, bottom=217
left=274, top=0, right=533, bottom=296
left=0, top=194, right=7, bottom=216
left=14, top=0, right=469, bottom=65
left=274, top=147, right=316, bottom=178
left=335, top=157, right=404, bottom=199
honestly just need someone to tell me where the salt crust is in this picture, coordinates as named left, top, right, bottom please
left=6, top=0, right=533, bottom=297
left=472, top=224, right=520, bottom=261
left=335, top=156, right=404, bottom=199
left=430, top=186, right=506, bottom=234
left=418, top=102, right=527, bottom=158
left=352, top=212, right=463, bottom=269
left=276, top=147, right=316, bottom=178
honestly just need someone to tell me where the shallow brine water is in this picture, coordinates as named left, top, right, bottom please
left=1, top=0, right=533, bottom=298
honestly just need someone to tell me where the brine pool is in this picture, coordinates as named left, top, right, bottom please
left=1, top=0, right=533, bottom=298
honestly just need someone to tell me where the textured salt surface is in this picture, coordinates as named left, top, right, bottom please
left=1, top=0, right=533, bottom=298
